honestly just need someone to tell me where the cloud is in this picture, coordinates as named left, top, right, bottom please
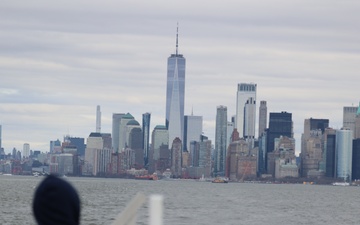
left=0, top=0, right=359, bottom=154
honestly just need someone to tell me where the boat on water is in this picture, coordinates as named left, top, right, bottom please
left=212, top=177, right=228, bottom=183
left=332, top=182, right=350, bottom=186
left=135, top=173, right=158, bottom=181
left=199, top=174, right=206, bottom=182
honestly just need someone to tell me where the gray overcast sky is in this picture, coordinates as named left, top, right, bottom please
left=1, top=0, right=359, bottom=154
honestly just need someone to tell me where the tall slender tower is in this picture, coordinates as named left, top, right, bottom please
left=96, top=105, right=101, bottom=133
left=215, top=105, right=228, bottom=176
left=258, top=101, right=267, bottom=138
left=142, top=112, right=151, bottom=167
left=244, top=97, right=256, bottom=139
left=236, top=83, right=257, bottom=138
left=166, top=25, right=186, bottom=146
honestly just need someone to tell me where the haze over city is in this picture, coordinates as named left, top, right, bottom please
left=1, top=0, right=359, bottom=153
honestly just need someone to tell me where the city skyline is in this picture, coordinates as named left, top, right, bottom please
left=1, top=1, right=360, bottom=153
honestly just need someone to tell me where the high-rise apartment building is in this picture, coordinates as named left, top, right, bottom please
left=84, top=132, right=112, bottom=176
left=258, top=101, right=267, bottom=138
left=236, top=83, right=257, bottom=138
left=215, top=105, right=228, bottom=176
left=166, top=26, right=186, bottom=146
left=257, top=131, right=267, bottom=175
left=96, top=105, right=101, bottom=133
left=112, top=113, right=125, bottom=153
left=336, top=128, right=353, bottom=181
left=142, top=113, right=151, bottom=167
left=183, top=115, right=203, bottom=152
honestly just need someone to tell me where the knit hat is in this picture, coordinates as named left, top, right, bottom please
left=33, top=174, right=81, bottom=225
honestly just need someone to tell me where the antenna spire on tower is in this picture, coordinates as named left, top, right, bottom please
left=176, top=22, right=179, bottom=55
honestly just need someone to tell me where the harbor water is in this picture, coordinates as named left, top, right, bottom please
left=1, top=175, right=360, bottom=225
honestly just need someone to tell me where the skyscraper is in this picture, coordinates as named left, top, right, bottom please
left=151, top=125, right=169, bottom=161
left=343, top=106, right=357, bottom=138
left=170, top=137, right=182, bottom=178
left=112, top=113, right=125, bottom=153
left=300, top=118, right=329, bottom=177
left=142, top=113, right=151, bottom=167
left=265, top=112, right=292, bottom=173
left=150, top=125, right=169, bottom=173
left=64, top=136, right=86, bottom=156
left=166, top=26, right=186, bottom=146
left=183, top=114, right=203, bottom=152
left=96, top=105, right=101, bottom=133
left=50, top=139, right=61, bottom=153
left=23, top=143, right=30, bottom=158
left=84, top=132, right=112, bottom=176
left=118, top=113, right=134, bottom=152
left=215, top=105, right=228, bottom=176
left=354, top=103, right=360, bottom=139
left=352, top=138, right=360, bottom=180
left=325, top=128, right=336, bottom=178
left=258, top=101, right=267, bottom=138
left=267, top=112, right=293, bottom=153
left=336, top=128, right=353, bottom=181
left=236, top=83, right=257, bottom=138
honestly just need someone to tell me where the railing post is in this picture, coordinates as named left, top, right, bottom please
left=149, top=194, right=163, bottom=225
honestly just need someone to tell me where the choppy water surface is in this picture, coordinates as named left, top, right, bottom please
left=1, top=175, right=360, bottom=225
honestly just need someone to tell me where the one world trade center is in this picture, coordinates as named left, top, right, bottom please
left=166, top=26, right=186, bottom=146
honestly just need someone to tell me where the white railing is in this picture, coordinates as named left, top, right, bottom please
left=112, top=193, right=163, bottom=225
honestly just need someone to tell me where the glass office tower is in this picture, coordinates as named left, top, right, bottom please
left=336, top=128, right=353, bottom=181
left=166, top=27, right=186, bottom=145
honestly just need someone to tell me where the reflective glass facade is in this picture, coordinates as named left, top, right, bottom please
left=166, top=54, right=185, bottom=145
left=142, top=113, right=151, bottom=166
left=336, top=128, right=353, bottom=181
